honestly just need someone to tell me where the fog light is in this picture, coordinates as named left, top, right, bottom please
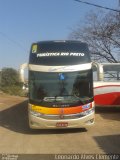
left=85, top=118, right=94, bottom=125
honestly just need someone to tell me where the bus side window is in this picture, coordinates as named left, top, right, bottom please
left=93, top=66, right=98, bottom=81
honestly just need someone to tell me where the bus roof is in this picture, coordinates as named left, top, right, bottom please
left=32, top=40, right=87, bottom=45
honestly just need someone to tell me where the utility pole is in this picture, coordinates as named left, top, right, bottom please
left=118, top=0, right=120, bottom=20
left=119, top=0, right=120, bottom=10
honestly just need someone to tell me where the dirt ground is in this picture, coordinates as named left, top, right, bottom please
left=0, top=93, right=120, bottom=156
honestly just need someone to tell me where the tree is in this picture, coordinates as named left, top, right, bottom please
left=0, top=68, right=23, bottom=95
left=69, top=10, right=120, bottom=63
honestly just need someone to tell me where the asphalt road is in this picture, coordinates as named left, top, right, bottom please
left=0, top=95, right=120, bottom=155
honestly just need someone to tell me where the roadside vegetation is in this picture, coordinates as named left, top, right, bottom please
left=0, top=68, right=24, bottom=96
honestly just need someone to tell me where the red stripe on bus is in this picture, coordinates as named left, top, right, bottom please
left=94, top=85, right=120, bottom=89
left=94, top=92, right=120, bottom=105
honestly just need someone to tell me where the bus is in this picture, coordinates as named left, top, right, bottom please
left=28, top=40, right=95, bottom=129
left=93, top=62, right=120, bottom=106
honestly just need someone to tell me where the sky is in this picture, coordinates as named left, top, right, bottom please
left=0, top=0, right=119, bottom=70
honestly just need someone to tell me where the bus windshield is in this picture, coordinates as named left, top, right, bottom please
left=29, top=69, right=93, bottom=107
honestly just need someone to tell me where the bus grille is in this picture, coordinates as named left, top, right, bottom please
left=38, top=113, right=85, bottom=120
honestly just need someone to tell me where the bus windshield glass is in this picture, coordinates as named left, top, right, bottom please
left=29, top=69, right=93, bottom=106
left=29, top=41, right=91, bottom=66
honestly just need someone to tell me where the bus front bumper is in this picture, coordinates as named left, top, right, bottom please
left=28, top=111, right=95, bottom=129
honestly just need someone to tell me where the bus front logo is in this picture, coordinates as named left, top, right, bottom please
left=60, top=108, right=64, bottom=119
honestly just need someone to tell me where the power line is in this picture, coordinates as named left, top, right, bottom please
left=0, top=31, right=27, bottom=53
left=74, top=0, right=120, bottom=13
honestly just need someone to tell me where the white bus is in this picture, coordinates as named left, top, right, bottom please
left=93, top=62, right=120, bottom=106
left=28, top=40, right=95, bottom=129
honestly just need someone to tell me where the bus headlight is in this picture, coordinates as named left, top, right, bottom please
left=82, top=107, right=94, bottom=116
left=30, top=110, right=42, bottom=117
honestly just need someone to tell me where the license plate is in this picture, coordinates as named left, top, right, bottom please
left=56, top=122, right=68, bottom=127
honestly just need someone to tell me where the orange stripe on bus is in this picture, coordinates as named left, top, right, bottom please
left=31, top=103, right=92, bottom=115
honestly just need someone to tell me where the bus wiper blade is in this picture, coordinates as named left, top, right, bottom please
left=59, top=95, right=84, bottom=104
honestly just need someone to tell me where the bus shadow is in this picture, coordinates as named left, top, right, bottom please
left=95, top=107, right=120, bottom=121
left=93, top=134, right=120, bottom=154
left=95, top=107, right=120, bottom=113
left=0, top=101, right=87, bottom=134
left=29, top=127, right=87, bottom=135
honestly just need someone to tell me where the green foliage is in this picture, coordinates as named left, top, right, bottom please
left=0, top=67, right=24, bottom=96
left=0, top=68, right=20, bottom=86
